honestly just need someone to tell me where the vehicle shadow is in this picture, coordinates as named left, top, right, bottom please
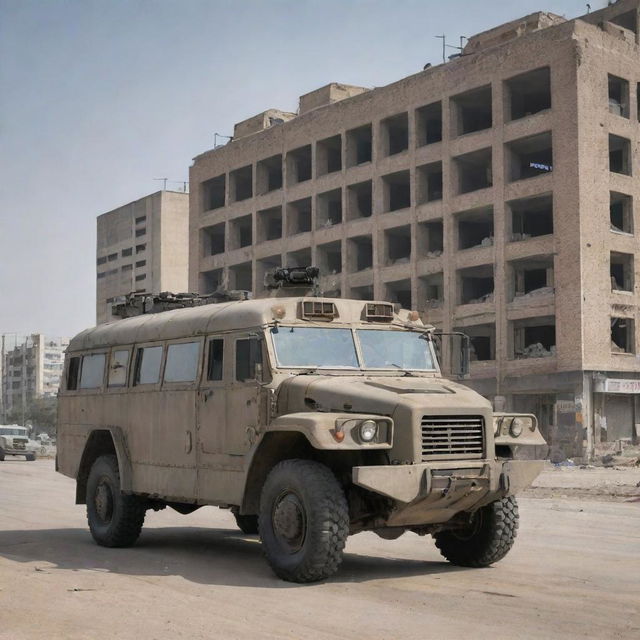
left=0, top=526, right=469, bottom=588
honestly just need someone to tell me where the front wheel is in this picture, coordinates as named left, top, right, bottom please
left=434, top=496, right=519, bottom=567
left=26, top=453, right=36, bottom=461
left=233, top=511, right=259, bottom=535
left=259, top=459, right=349, bottom=583
left=86, top=454, right=146, bottom=547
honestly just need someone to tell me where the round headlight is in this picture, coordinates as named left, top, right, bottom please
left=360, top=420, right=378, bottom=442
left=510, top=417, right=525, bottom=437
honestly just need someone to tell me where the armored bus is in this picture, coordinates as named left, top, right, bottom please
left=57, top=272, right=546, bottom=582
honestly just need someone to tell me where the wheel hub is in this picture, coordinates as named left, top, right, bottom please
left=95, top=480, right=114, bottom=523
left=272, top=492, right=305, bottom=550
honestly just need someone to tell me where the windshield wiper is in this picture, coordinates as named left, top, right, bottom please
left=295, top=368, right=318, bottom=375
left=390, top=363, right=415, bottom=377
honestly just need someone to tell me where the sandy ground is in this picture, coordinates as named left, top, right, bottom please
left=0, top=460, right=639, bottom=640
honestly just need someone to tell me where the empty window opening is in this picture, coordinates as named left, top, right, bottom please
left=350, top=284, right=374, bottom=300
left=418, top=272, right=444, bottom=309
left=507, top=132, right=553, bottom=182
left=457, top=207, right=494, bottom=250
left=382, top=112, right=409, bottom=156
left=385, top=279, right=412, bottom=309
left=257, top=255, right=282, bottom=291
left=611, top=317, right=635, bottom=354
left=202, top=222, right=225, bottom=256
left=506, top=67, right=551, bottom=121
left=610, top=10, right=638, bottom=35
left=347, top=235, right=373, bottom=272
left=256, top=154, right=283, bottom=194
left=229, top=262, right=252, bottom=291
left=200, top=268, right=224, bottom=294
left=452, top=85, right=492, bottom=136
left=317, top=241, right=342, bottom=275
left=385, top=225, right=412, bottom=265
left=317, top=135, right=342, bottom=176
left=230, top=165, right=253, bottom=202
left=609, top=135, right=632, bottom=175
left=511, top=257, right=554, bottom=301
left=229, top=214, right=252, bottom=249
left=202, top=174, right=225, bottom=211
left=610, top=192, right=633, bottom=234
left=513, top=318, right=556, bottom=359
left=416, top=101, right=442, bottom=146
left=383, top=170, right=411, bottom=212
left=346, top=124, right=372, bottom=166
left=347, top=180, right=373, bottom=220
left=509, top=194, right=554, bottom=240
left=610, top=252, right=634, bottom=292
left=459, top=265, right=494, bottom=305
left=455, top=148, right=492, bottom=194
left=257, top=206, right=282, bottom=242
left=417, top=220, right=443, bottom=257
left=287, top=198, right=312, bottom=235
left=287, top=145, right=312, bottom=184
left=317, top=189, right=342, bottom=229
left=608, top=74, right=630, bottom=118
left=417, top=162, right=443, bottom=203
left=456, top=324, right=495, bottom=361
left=286, top=247, right=312, bottom=269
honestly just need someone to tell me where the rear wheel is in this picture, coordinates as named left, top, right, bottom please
left=259, top=459, right=349, bottom=583
left=86, top=454, right=146, bottom=547
left=26, top=453, right=36, bottom=461
left=0, top=451, right=5, bottom=462
left=434, top=496, right=519, bottom=567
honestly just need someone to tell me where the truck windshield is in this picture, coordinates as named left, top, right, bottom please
left=271, top=327, right=359, bottom=368
left=0, top=428, right=27, bottom=436
left=270, top=327, right=436, bottom=371
left=357, top=329, right=435, bottom=370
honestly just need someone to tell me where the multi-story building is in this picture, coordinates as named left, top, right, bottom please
left=96, top=190, right=189, bottom=324
left=1, top=334, right=69, bottom=418
left=189, top=0, right=640, bottom=459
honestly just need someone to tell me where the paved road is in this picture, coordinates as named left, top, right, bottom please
left=1, top=460, right=639, bottom=640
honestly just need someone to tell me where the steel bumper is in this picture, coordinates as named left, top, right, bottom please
left=352, top=459, right=544, bottom=527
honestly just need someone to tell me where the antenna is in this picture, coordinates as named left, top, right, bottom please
left=214, top=133, right=233, bottom=149
left=435, top=35, right=446, bottom=63
left=153, top=177, right=168, bottom=190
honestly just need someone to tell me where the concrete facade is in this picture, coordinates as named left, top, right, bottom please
left=96, top=190, right=189, bottom=324
left=0, top=334, right=69, bottom=418
left=189, top=1, right=640, bottom=460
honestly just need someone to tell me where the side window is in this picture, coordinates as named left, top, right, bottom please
left=79, top=354, right=106, bottom=389
left=207, top=339, right=224, bottom=381
left=236, top=338, right=262, bottom=382
left=164, top=342, right=200, bottom=383
left=67, top=357, right=80, bottom=390
left=108, top=349, right=130, bottom=387
left=133, top=346, right=163, bottom=385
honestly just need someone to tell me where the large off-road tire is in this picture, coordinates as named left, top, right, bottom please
left=258, top=459, right=349, bottom=583
left=86, top=454, right=146, bottom=548
left=434, top=496, right=519, bottom=567
left=26, top=453, right=36, bottom=461
left=0, top=450, right=5, bottom=462
left=233, top=511, right=259, bottom=535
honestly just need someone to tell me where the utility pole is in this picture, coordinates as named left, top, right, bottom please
left=154, top=177, right=168, bottom=190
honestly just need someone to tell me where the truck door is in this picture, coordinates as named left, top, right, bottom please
left=197, top=336, right=227, bottom=460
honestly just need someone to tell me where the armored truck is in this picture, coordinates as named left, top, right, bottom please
left=57, top=275, right=546, bottom=582
left=0, top=425, right=37, bottom=461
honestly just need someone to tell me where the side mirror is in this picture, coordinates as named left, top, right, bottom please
left=432, top=332, right=470, bottom=379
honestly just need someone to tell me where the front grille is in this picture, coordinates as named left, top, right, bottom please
left=421, top=416, right=484, bottom=459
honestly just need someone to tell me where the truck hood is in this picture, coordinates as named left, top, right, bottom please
left=278, top=374, right=491, bottom=416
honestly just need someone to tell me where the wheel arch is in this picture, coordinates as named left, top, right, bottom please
left=76, top=427, right=132, bottom=504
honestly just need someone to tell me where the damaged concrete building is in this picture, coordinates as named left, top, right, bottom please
left=189, top=0, right=640, bottom=460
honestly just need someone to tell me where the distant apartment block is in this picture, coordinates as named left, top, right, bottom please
left=189, top=1, right=640, bottom=459
left=1, top=334, right=68, bottom=417
left=96, top=190, right=189, bottom=324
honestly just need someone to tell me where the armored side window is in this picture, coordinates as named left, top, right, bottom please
left=67, top=357, right=80, bottom=390
left=236, top=338, right=262, bottom=382
left=108, top=349, right=130, bottom=387
left=164, top=342, right=200, bottom=383
left=207, top=339, right=224, bottom=381
left=79, top=354, right=106, bottom=389
left=133, top=346, right=163, bottom=385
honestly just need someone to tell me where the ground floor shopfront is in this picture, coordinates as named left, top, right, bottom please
left=466, top=370, right=640, bottom=461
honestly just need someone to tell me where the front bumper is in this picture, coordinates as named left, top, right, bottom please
left=353, top=459, right=544, bottom=527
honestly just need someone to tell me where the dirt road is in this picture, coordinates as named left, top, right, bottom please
left=1, top=460, right=639, bottom=640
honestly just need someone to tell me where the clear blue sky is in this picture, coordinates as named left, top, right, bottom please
left=0, top=0, right=597, bottom=337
